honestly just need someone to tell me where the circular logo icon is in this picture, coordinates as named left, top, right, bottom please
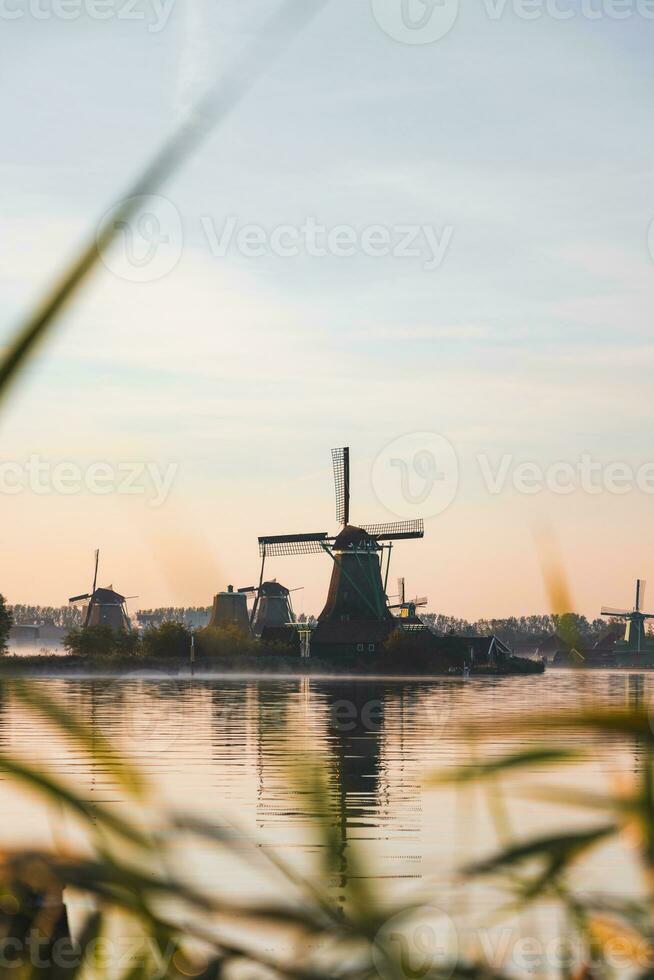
left=371, top=432, right=459, bottom=519
left=373, top=905, right=458, bottom=980
left=647, top=218, right=654, bottom=264
left=102, top=670, right=186, bottom=754
left=371, top=0, right=459, bottom=44
left=97, top=194, right=183, bottom=283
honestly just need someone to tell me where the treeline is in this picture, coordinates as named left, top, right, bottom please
left=136, top=608, right=211, bottom=627
left=7, top=604, right=627, bottom=648
left=421, top=613, right=613, bottom=646
left=9, top=605, right=84, bottom=628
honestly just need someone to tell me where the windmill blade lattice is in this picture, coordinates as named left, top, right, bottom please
left=259, top=533, right=330, bottom=557
left=332, top=447, right=350, bottom=526
left=601, top=606, right=631, bottom=617
left=362, top=519, right=424, bottom=541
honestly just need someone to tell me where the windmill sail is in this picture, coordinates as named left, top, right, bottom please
left=332, top=447, right=350, bottom=526
left=362, top=519, right=424, bottom=540
left=258, top=533, right=329, bottom=556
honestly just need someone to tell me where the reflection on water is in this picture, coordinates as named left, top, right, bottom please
left=0, top=671, right=648, bottom=905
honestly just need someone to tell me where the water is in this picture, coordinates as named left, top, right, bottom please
left=0, top=670, right=647, bottom=971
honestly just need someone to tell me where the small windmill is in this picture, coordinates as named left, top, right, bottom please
left=237, top=580, right=301, bottom=636
left=601, top=579, right=654, bottom=653
left=207, top=586, right=252, bottom=635
left=256, top=447, right=425, bottom=655
left=388, top=577, right=428, bottom=620
left=69, top=550, right=133, bottom=631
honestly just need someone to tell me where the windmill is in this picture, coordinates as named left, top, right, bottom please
left=207, top=586, right=252, bottom=636
left=69, top=550, right=133, bottom=631
left=256, top=447, right=424, bottom=656
left=388, top=577, right=428, bottom=621
left=601, top=579, right=654, bottom=654
left=237, top=580, right=300, bottom=637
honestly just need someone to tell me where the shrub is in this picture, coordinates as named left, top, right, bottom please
left=195, top=625, right=259, bottom=658
left=141, top=621, right=191, bottom=659
left=63, top=625, right=140, bottom=658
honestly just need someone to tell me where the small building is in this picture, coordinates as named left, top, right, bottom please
left=456, top=635, right=512, bottom=669
left=9, top=621, right=66, bottom=649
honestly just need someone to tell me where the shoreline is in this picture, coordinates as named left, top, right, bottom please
left=0, top=652, right=544, bottom=679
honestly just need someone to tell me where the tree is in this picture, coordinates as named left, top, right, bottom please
left=0, top=595, right=13, bottom=653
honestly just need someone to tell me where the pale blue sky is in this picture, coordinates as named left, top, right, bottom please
left=1, top=0, right=653, bottom=616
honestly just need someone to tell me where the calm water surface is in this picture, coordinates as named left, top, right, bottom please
left=0, top=670, right=647, bottom=967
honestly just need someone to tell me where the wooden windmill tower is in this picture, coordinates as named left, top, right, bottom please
left=69, top=550, right=132, bottom=631
left=601, top=579, right=654, bottom=654
left=208, top=586, right=252, bottom=636
left=256, top=447, right=425, bottom=657
left=237, top=580, right=299, bottom=637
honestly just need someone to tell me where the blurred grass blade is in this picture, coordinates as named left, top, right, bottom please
left=0, top=753, right=149, bottom=846
left=431, top=748, right=583, bottom=785
left=0, top=0, right=328, bottom=403
left=9, top=680, right=145, bottom=796
left=464, top=825, right=615, bottom=878
left=172, top=813, right=343, bottom=929
left=56, top=910, right=103, bottom=979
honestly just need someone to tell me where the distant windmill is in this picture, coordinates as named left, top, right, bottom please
left=388, top=577, right=428, bottom=620
left=601, top=579, right=654, bottom=653
left=69, top=550, right=133, bottom=631
left=237, top=580, right=301, bottom=637
left=257, top=447, right=425, bottom=656
left=207, top=586, right=252, bottom=635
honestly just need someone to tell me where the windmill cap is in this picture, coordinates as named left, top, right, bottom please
left=333, top=524, right=377, bottom=550
left=260, top=581, right=290, bottom=597
left=92, top=587, right=126, bottom=603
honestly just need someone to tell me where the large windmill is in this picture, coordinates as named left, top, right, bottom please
left=256, top=447, right=424, bottom=656
left=601, top=579, right=654, bottom=654
left=69, top=550, right=133, bottom=631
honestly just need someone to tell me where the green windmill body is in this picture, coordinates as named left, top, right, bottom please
left=601, top=579, right=654, bottom=655
left=256, top=448, right=424, bottom=658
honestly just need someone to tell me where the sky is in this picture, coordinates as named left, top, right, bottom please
left=1, top=0, right=653, bottom=620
